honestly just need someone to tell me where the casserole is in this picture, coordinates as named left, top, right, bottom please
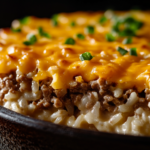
left=0, top=11, right=150, bottom=144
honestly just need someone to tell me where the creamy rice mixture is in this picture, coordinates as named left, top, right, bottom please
left=1, top=70, right=150, bottom=136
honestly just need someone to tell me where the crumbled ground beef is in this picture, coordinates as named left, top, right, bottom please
left=71, top=94, right=83, bottom=105
left=123, top=89, right=135, bottom=100
left=41, top=85, right=52, bottom=102
left=64, top=99, right=74, bottom=115
left=0, top=71, right=149, bottom=114
left=69, top=82, right=89, bottom=93
left=54, top=89, right=67, bottom=98
left=37, top=78, right=53, bottom=108
left=51, top=97, right=63, bottom=108
left=37, top=99, right=51, bottom=108
left=16, top=74, right=28, bottom=82
left=0, top=72, right=19, bottom=90
left=85, top=92, right=98, bottom=109
left=0, top=72, right=19, bottom=102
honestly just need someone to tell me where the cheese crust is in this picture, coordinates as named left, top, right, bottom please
left=1, top=11, right=150, bottom=91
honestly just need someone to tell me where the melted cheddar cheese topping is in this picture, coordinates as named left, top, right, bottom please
left=1, top=11, right=150, bottom=91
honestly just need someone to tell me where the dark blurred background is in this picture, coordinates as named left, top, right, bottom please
left=0, top=0, right=150, bottom=28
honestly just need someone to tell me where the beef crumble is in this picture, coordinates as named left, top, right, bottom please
left=0, top=72, right=149, bottom=115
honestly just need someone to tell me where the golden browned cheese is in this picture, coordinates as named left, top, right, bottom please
left=0, top=11, right=150, bottom=91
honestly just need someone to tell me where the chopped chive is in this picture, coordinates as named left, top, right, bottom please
left=41, top=32, right=50, bottom=38
left=117, top=47, right=128, bottom=55
left=76, top=33, right=85, bottom=40
left=123, top=37, right=132, bottom=44
left=52, top=20, right=58, bottom=26
left=38, top=27, right=43, bottom=35
left=106, top=33, right=115, bottom=42
left=11, top=28, right=21, bottom=33
left=70, top=21, right=76, bottom=27
left=23, top=34, right=37, bottom=46
left=99, top=16, right=107, bottom=24
left=27, top=34, right=37, bottom=42
left=79, top=52, right=94, bottom=61
left=52, top=14, right=58, bottom=26
left=23, top=41, right=32, bottom=45
left=112, top=16, right=143, bottom=37
left=85, top=26, right=95, bottom=34
left=20, top=16, right=29, bottom=24
left=38, top=27, right=51, bottom=38
left=124, top=16, right=143, bottom=30
left=64, top=37, right=75, bottom=45
left=129, top=48, right=137, bottom=56
left=52, top=14, right=58, bottom=20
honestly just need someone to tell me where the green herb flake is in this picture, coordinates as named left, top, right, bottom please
left=123, top=37, right=132, bottom=44
left=76, top=33, right=85, bottom=40
left=106, top=33, right=116, bottom=42
left=124, top=16, right=143, bottom=30
left=64, top=37, right=75, bottom=45
left=23, top=41, right=32, bottom=46
left=85, top=26, right=95, bottom=34
left=117, top=47, right=128, bottom=55
left=112, top=16, right=143, bottom=37
left=11, top=28, right=21, bottom=33
left=27, top=34, right=37, bottom=42
left=20, top=16, right=30, bottom=25
left=79, top=52, right=94, bottom=61
left=70, top=21, right=76, bottom=27
left=23, top=34, right=37, bottom=46
left=99, top=16, right=107, bottom=24
left=38, top=27, right=51, bottom=38
left=52, top=14, right=58, bottom=26
left=129, top=48, right=137, bottom=56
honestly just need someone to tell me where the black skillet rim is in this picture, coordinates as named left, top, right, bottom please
left=0, top=105, right=150, bottom=146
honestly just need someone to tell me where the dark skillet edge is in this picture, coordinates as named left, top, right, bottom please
left=0, top=105, right=150, bottom=146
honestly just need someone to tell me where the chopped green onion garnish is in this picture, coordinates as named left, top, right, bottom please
left=23, top=34, right=37, bottom=45
left=99, top=16, right=107, bottom=24
left=76, top=33, right=85, bottom=40
left=11, top=28, right=21, bottom=33
left=70, top=21, right=76, bottom=27
left=123, top=37, right=132, bottom=44
left=117, top=47, right=128, bottom=55
left=80, top=52, right=94, bottom=61
left=38, top=27, right=51, bottom=38
left=85, top=26, right=95, bottom=34
left=112, top=16, right=143, bottom=37
left=52, top=14, right=58, bottom=20
left=124, top=16, right=143, bottom=30
left=64, top=38, right=75, bottom=45
left=23, top=41, right=33, bottom=46
left=52, top=20, right=58, bottom=26
left=27, top=34, right=37, bottom=42
left=41, top=32, right=50, bottom=38
left=52, top=14, right=58, bottom=26
left=20, top=16, right=29, bottom=24
left=129, top=48, right=137, bottom=56
left=106, top=33, right=115, bottom=42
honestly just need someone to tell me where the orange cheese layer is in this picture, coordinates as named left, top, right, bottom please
left=1, top=11, right=150, bottom=91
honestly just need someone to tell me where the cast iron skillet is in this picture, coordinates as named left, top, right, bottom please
left=0, top=106, right=150, bottom=150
